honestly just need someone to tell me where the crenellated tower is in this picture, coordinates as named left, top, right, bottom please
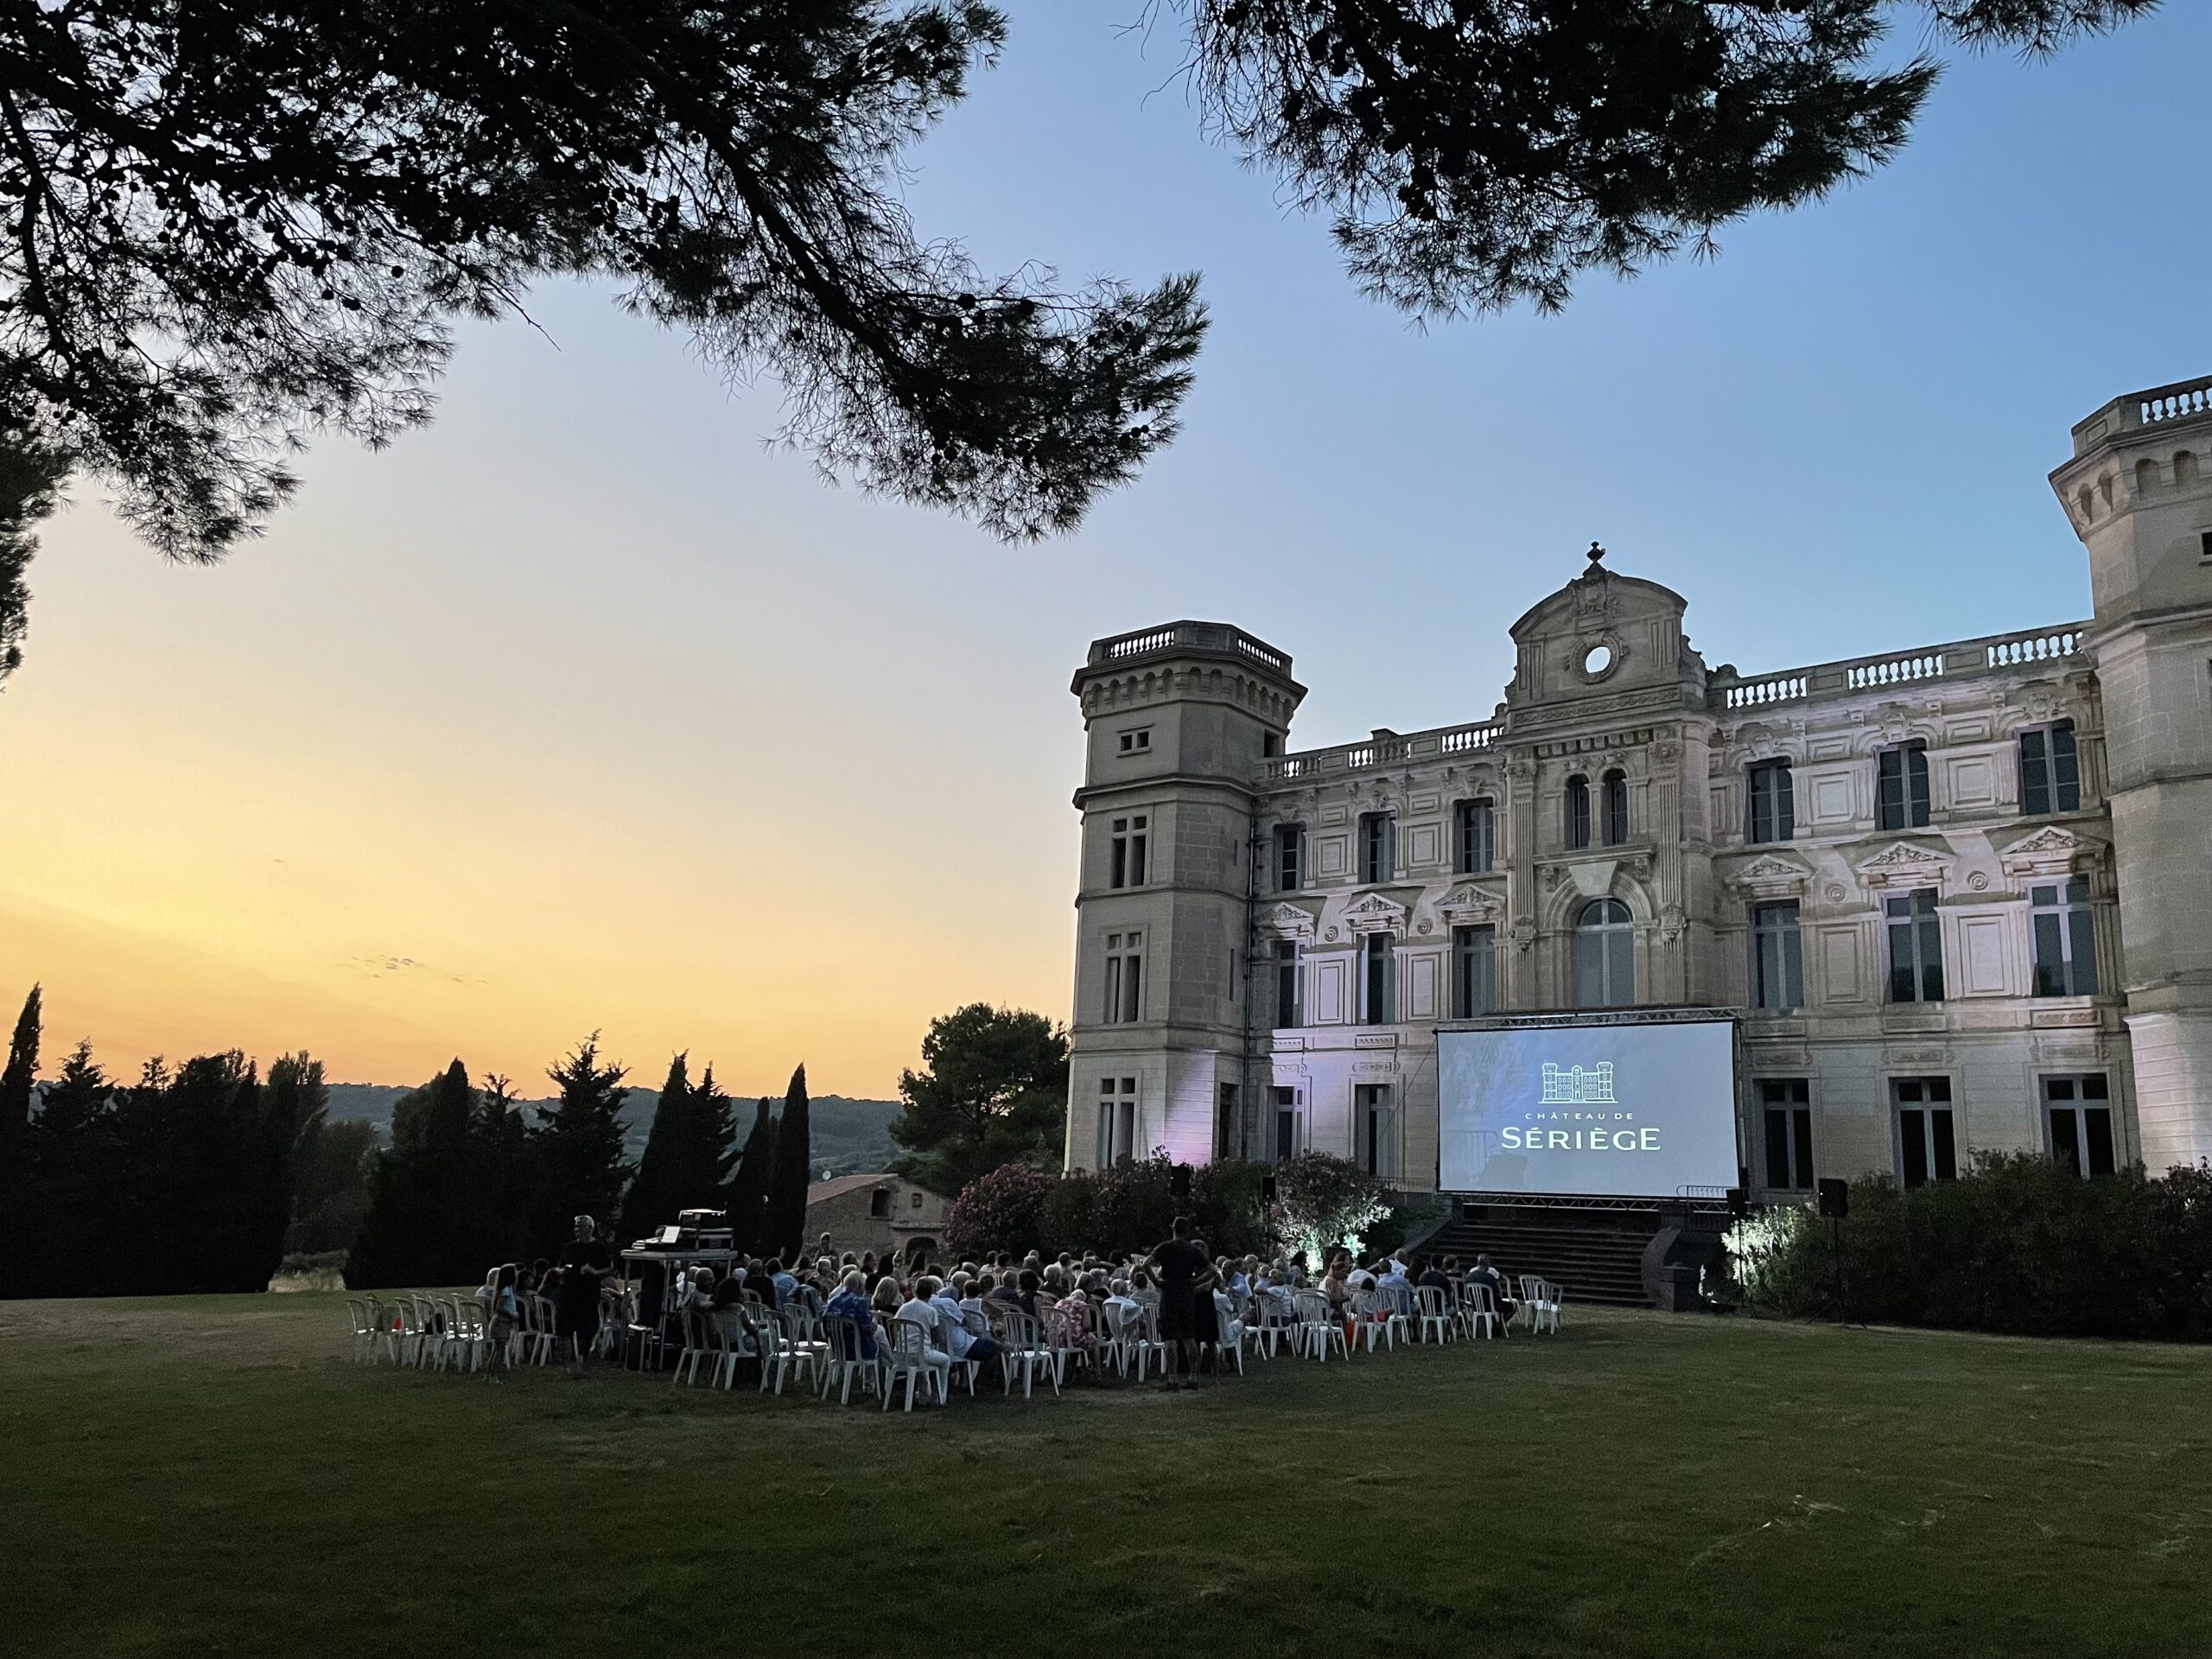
left=2050, top=376, right=2212, bottom=1172
left=1065, top=622, right=1305, bottom=1171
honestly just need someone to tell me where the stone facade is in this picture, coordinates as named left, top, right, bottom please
left=1064, top=375, right=2212, bottom=1198
left=804, top=1173, right=950, bottom=1262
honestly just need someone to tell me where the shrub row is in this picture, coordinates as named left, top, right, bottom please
left=1732, top=1153, right=2212, bottom=1340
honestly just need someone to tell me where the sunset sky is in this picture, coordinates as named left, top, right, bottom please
left=3, top=5, right=2206, bottom=1099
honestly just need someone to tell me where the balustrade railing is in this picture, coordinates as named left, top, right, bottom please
left=2139, top=376, right=2212, bottom=427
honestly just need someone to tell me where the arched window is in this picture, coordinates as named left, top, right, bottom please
left=1564, top=774, right=1591, bottom=850
left=1600, top=769, right=1628, bottom=846
left=1573, top=898, right=1634, bottom=1007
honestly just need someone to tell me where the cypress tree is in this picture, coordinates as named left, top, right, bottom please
left=617, top=1052, right=692, bottom=1244
left=527, top=1033, right=631, bottom=1253
left=0, top=982, right=40, bottom=1146
left=764, top=1064, right=811, bottom=1262
left=691, top=1065, right=740, bottom=1192
left=23, top=1039, right=111, bottom=1296
left=725, top=1096, right=778, bottom=1254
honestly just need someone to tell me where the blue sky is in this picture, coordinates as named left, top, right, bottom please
left=7, top=2, right=2205, bottom=1090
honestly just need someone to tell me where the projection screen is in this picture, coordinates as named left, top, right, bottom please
left=1437, top=1020, right=1738, bottom=1198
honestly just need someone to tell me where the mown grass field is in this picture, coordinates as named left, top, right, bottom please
left=2, top=1292, right=2207, bottom=1657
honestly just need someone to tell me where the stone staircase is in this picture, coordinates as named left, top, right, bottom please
left=1420, top=1207, right=1660, bottom=1308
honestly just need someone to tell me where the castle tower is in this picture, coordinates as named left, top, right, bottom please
left=2051, top=376, right=2212, bottom=1172
left=1065, top=622, right=1304, bottom=1170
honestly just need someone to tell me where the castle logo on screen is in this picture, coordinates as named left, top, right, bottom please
left=1503, top=1059, right=1660, bottom=1153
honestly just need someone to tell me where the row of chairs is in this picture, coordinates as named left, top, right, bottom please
left=346, top=1293, right=563, bottom=1371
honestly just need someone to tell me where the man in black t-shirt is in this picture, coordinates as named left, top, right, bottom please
left=1149, top=1216, right=1212, bottom=1388
left=556, top=1215, right=614, bottom=1375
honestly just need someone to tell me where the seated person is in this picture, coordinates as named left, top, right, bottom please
left=931, top=1276, right=999, bottom=1367
left=1053, top=1287, right=1102, bottom=1367
left=1346, top=1259, right=1377, bottom=1293
left=869, top=1274, right=905, bottom=1320
left=1415, top=1258, right=1454, bottom=1297
left=1377, top=1257, right=1414, bottom=1306
left=823, top=1268, right=880, bottom=1361
left=1257, top=1268, right=1296, bottom=1325
left=891, top=1279, right=955, bottom=1391
left=1467, top=1254, right=1518, bottom=1330
left=1319, top=1259, right=1351, bottom=1314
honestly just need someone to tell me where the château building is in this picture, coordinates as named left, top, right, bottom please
left=1062, top=374, right=2212, bottom=1202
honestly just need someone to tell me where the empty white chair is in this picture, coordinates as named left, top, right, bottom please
left=995, top=1308, right=1058, bottom=1399
left=818, top=1316, right=878, bottom=1405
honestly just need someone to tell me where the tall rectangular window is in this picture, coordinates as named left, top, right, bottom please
left=1751, top=900, right=1804, bottom=1011
left=1893, top=1077, right=1956, bottom=1187
left=2031, top=878, right=2099, bottom=996
left=1878, top=742, right=1930, bottom=830
left=1356, top=1083, right=1395, bottom=1179
left=1885, top=890, right=1944, bottom=1002
left=1275, top=823, right=1305, bottom=893
left=1215, top=1082, right=1240, bottom=1163
left=1600, top=770, right=1629, bottom=846
left=2044, top=1075, right=2115, bottom=1178
left=1108, top=815, right=1148, bottom=888
left=1359, top=931, right=1396, bottom=1025
left=1359, top=812, right=1396, bottom=883
left=1273, top=938, right=1302, bottom=1029
left=1746, top=760, right=1795, bottom=843
left=1564, top=775, right=1592, bottom=849
left=1452, top=924, right=1497, bottom=1020
left=1102, top=931, right=1144, bottom=1024
left=2019, top=721, right=2081, bottom=816
left=1271, top=1086, right=1300, bottom=1162
left=1455, top=798, right=1496, bottom=874
left=1095, top=1077, right=1137, bottom=1166
left=1759, top=1078, right=1813, bottom=1191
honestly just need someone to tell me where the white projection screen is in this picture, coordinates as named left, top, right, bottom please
left=1438, top=1020, right=1739, bottom=1198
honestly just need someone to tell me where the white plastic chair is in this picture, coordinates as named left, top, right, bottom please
left=818, top=1316, right=879, bottom=1405
left=1460, top=1281, right=1502, bottom=1340
left=1252, top=1292, right=1298, bottom=1358
left=1523, top=1277, right=1563, bottom=1334
left=882, top=1317, right=950, bottom=1412
left=1414, top=1286, right=1454, bottom=1345
left=1292, top=1290, right=1345, bottom=1362
left=344, top=1300, right=378, bottom=1363
left=995, top=1307, right=1059, bottom=1398
left=1349, top=1289, right=1395, bottom=1353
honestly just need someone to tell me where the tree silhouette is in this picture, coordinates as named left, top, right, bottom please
left=765, top=1065, right=812, bottom=1262
left=890, top=1003, right=1066, bottom=1195
left=725, top=1096, right=779, bottom=1255
left=529, top=1033, right=632, bottom=1250
left=0, top=0, right=1205, bottom=665
left=1180, top=1, right=2153, bottom=320
left=0, top=982, right=39, bottom=1146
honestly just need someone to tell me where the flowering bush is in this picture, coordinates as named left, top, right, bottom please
left=1269, top=1153, right=1389, bottom=1266
left=943, top=1163, right=1052, bottom=1259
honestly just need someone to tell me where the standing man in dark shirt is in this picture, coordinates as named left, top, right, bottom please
left=1149, top=1216, right=1212, bottom=1390
left=556, top=1215, right=614, bottom=1376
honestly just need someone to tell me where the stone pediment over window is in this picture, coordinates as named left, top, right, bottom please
left=1725, top=853, right=1814, bottom=899
left=1999, top=824, right=2085, bottom=880
left=1342, top=892, right=1409, bottom=935
left=1855, top=840, right=1953, bottom=893
left=1262, top=902, right=1318, bottom=943
left=1436, top=883, right=1503, bottom=925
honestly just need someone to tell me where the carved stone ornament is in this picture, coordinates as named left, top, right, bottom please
left=1659, top=903, right=1687, bottom=944
left=1438, top=883, right=1503, bottom=923
left=1825, top=883, right=1847, bottom=903
left=1855, top=840, right=1953, bottom=892
left=1342, top=892, right=1408, bottom=935
left=1415, top=918, right=1433, bottom=936
left=1511, top=916, right=1538, bottom=953
left=1967, top=871, right=1990, bottom=892
left=1999, top=824, right=2085, bottom=880
left=1568, top=859, right=1621, bottom=899
left=1262, top=902, right=1318, bottom=943
left=1726, top=853, right=1815, bottom=900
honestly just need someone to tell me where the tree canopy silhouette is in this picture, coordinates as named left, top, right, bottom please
left=1175, top=0, right=2153, bottom=318
left=0, top=3, right=1204, bottom=554
left=889, top=1002, right=1066, bottom=1195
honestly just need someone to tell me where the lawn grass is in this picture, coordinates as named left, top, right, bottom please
left=3, top=1293, right=2208, bottom=1658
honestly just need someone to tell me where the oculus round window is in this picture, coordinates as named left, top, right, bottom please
left=1581, top=641, right=1614, bottom=678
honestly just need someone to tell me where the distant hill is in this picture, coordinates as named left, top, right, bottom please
left=323, top=1084, right=903, bottom=1178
